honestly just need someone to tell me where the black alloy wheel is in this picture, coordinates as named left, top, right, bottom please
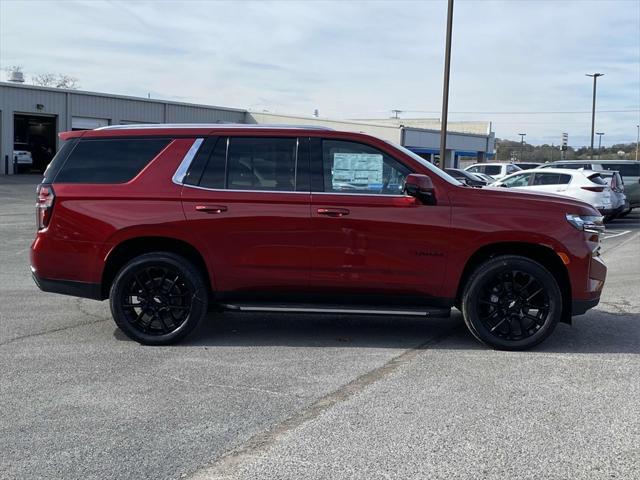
left=110, top=252, right=208, bottom=345
left=462, top=255, right=562, bottom=350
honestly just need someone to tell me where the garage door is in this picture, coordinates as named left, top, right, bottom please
left=72, top=117, right=109, bottom=130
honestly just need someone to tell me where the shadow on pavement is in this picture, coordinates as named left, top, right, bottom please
left=113, top=308, right=639, bottom=354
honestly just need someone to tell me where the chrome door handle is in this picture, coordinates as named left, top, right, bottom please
left=195, top=205, right=227, bottom=214
left=317, top=207, right=350, bottom=217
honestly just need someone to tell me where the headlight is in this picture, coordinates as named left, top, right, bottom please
left=566, top=214, right=605, bottom=234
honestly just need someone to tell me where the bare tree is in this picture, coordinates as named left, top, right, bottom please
left=32, top=72, right=80, bottom=89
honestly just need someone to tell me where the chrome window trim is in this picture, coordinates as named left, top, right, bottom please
left=172, top=138, right=204, bottom=185
left=181, top=183, right=310, bottom=194
left=180, top=184, right=407, bottom=197
left=311, top=191, right=407, bottom=198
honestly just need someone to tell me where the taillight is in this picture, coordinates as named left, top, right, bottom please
left=581, top=186, right=605, bottom=192
left=36, top=184, right=55, bottom=230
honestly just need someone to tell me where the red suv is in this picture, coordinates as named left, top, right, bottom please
left=31, top=125, right=606, bottom=350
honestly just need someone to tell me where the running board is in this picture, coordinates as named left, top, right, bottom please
left=219, top=303, right=451, bottom=318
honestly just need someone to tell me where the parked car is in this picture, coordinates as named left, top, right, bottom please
left=31, top=124, right=607, bottom=351
left=13, top=143, right=33, bottom=173
left=465, top=162, right=521, bottom=180
left=541, top=160, right=639, bottom=215
left=492, top=168, right=614, bottom=218
left=472, top=172, right=496, bottom=183
left=445, top=168, right=487, bottom=187
left=599, top=171, right=628, bottom=220
left=514, top=162, right=542, bottom=170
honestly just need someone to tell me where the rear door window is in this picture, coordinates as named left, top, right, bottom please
left=227, top=137, right=297, bottom=191
left=54, top=138, right=170, bottom=183
left=532, top=173, right=572, bottom=185
left=195, top=137, right=302, bottom=192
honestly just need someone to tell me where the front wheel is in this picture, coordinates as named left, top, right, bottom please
left=109, top=252, right=208, bottom=345
left=461, top=255, right=562, bottom=350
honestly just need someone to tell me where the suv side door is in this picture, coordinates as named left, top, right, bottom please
left=501, top=172, right=534, bottom=188
left=180, top=135, right=312, bottom=295
left=309, top=137, right=450, bottom=303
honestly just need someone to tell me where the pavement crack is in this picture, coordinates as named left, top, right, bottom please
left=188, top=324, right=462, bottom=480
left=0, top=317, right=108, bottom=347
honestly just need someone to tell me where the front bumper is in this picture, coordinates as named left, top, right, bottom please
left=572, top=297, right=600, bottom=316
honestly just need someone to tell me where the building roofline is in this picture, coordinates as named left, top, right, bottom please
left=0, top=81, right=246, bottom=113
left=248, top=111, right=493, bottom=138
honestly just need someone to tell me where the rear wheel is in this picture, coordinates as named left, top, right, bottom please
left=461, top=255, right=562, bottom=350
left=618, top=208, right=632, bottom=218
left=109, top=252, right=208, bottom=345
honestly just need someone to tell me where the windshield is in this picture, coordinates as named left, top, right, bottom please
left=387, top=142, right=463, bottom=186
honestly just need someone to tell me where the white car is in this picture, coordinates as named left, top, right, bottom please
left=465, top=162, right=521, bottom=180
left=13, top=143, right=33, bottom=173
left=491, top=168, right=615, bottom=218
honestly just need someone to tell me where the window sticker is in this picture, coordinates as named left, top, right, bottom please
left=332, top=153, right=383, bottom=188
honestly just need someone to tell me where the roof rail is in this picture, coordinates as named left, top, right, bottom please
left=95, top=123, right=334, bottom=131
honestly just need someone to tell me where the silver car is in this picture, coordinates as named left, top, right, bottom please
left=600, top=171, right=628, bottom=220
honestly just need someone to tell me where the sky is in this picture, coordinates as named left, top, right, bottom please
left=1, top=0, right=639, bottom=147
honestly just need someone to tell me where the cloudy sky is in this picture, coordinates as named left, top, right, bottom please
left=1, top=0, right=638, bottom=146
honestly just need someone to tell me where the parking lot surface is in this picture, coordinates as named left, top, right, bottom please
left=1, top=176, right=638, bottom=480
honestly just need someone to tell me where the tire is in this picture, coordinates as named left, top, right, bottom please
left=109, top=252, right=208, bottom=345
left=461, top=255, right=562, bottom=351
left=618, top=208, right=631, bottom=218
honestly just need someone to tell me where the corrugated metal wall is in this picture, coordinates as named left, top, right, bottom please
left=0, top=82, right=246, bottom=174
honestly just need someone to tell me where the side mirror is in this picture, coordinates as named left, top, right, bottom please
left=404, top=174, right=436, bottom=205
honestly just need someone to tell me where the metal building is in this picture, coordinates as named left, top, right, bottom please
left=0, top=82, right=245, bottom=174
left=1, top=81, right=494, bottom=175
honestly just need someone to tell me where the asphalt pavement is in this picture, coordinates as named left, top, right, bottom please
left=0, top=175, right=638, bottom=480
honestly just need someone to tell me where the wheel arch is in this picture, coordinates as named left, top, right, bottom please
left=101, top=236, right=212, bottom=300
left=455, top=242, right=572, bottom=324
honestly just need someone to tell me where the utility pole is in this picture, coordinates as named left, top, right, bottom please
left=439, top=0, right=454, bottom=169
left=391, top=109, right=402, bottom=119
left=560, top=132, right=568, bottom=160
left=518, top=133, right=526, bottom=161
left=596, top=132, right=604, bottom=159
left=636, top=124, right=639, bottom=161
left=586, top=73, right=604, bottom=159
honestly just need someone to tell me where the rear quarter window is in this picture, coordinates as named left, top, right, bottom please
left=53, top=138, right=170, bottom=184
left=588, top=173, right=607, bottom=185
left=42, top=139, right=77, bottom=183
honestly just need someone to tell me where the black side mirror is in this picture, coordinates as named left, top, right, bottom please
left=404, top=174, right=436, bottom=205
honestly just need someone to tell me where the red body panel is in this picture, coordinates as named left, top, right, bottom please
left=32, top=127, right=606, bottom=310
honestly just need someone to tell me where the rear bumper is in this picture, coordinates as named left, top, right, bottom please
left=32, top=269, right=102, bottom=300
left=597, top=207, right=616, bottom=216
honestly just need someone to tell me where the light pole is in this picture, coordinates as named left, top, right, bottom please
left=518, top=133, right=526, bottom=161
left=586, top=73, right=604, bottom=159
left=636, top=124, right=639, bottom=161
left=439, top=0, right=454, bottom=169
left=596, top=132, right=604, bottom=159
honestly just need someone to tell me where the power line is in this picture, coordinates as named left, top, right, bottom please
left=401, top=109, right=639, bottom=115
